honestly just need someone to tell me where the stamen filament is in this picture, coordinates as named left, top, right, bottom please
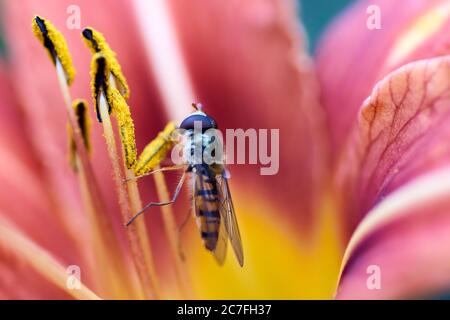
left=69, top=99, right=91, bottom=171
left=133, top=0, right=195, bottom=297
left=124, top=166, right=160, bottom=295
left=153, top=167, right=192, bottom=298
left=98, top=90, right=159, bottom=299
left=83, top=25, right=191, bottom=298
left=108, top=74, right=161, bottom=298
left=74, top=156, right=136, bottom=299
left=131, top=121, right=191, bottom=298
left=84, top=33, right=160, bottom=299
left=33, top=16, right=136, bottom=298
left=55, top=60, right=135, bottom=299
left=0, top=216, right=101, bottom=300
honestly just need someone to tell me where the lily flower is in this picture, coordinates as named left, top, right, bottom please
left=0, top=0, right=449, bottom=300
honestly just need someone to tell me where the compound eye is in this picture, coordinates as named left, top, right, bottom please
left=179, top=114, right=217, bottom=131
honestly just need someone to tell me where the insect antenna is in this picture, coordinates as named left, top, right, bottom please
left=191, top=102, right=203, bottom=111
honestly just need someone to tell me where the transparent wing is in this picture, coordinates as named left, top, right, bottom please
left=217, top=173, right=244, bottom=266
left=192, top=172, right=228, bottom=265
left=213, top=217, right=228, bottom=265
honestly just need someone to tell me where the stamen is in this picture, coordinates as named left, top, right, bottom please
left=89, top=54, right=137, bottom=168
left=98, top=87, right=159, bottom=299
left=90, top=53, right=111, bottom=122
left=69, top=99, right=92, bottom=171
left=0, top=216, right=101, bottom=300
left=129, top=1, right=196, bottom=294
left=153, top=168, right=191, bottom=298
left=32, top=17, right=134, bottom=298
left=32, top=16, right=75, bottom=85
left=108, top=88, right=137, bottom=169
left=82, top=26, right=191, bottom=298
left=84, top=31, right=160, bottom=298
left=74, top=99, right=92, bottom=152
left=82, top=27, right=129, bottom=98
left=134, top=122, right=176, bottom=176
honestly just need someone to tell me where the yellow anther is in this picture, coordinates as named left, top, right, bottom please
left=134, top=122, right=177, bottom=176
left=32, top=16, right=76, bottom=85
left=69, top=99, right=92, bottom=171
left=89, top=53, right=111, bottom=122
left=74, top=99, right=92, bottom=152
left=82, top=27, right=129, bottom=98
left=88, top=53, right=137, bottom=169
left=108, top=88, right=137, bottom=169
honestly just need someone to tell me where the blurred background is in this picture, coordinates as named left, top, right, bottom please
left=299, top=0, right=355, bottom=51
left=0, top=0, right=356, bottom=57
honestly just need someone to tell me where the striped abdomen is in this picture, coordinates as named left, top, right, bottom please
left=193, top=164, right=221, bottom=251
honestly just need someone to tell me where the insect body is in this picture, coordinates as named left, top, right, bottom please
left=127, top=104, right=244, bottom=267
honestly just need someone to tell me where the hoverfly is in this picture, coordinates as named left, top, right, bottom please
left=126, top=103, right=244, bottom=267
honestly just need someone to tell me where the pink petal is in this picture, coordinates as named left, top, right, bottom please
left=0, top=63, right=89, bottom=298
left=336, top=56, right=450, bottom=298
left=337, top=167, right=450, bottom=299
left=317, top=0, right=450, bottom=156
left=337, top=56, right=450, bottom=231
left=321, top=1, right=450, bottom=297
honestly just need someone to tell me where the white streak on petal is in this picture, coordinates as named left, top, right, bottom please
left=0, top=215, right=101, bottom=300
left=339, top=166, right=450, bottom=281
left=132, top=0, right=194, bottom=122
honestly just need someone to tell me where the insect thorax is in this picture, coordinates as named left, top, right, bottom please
left=182, top=129, right=224, bottom=168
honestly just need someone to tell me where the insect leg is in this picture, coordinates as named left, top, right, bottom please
left=124, top=165, right=185, bottom=183
left=125, top=171, right=187, bottom=226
